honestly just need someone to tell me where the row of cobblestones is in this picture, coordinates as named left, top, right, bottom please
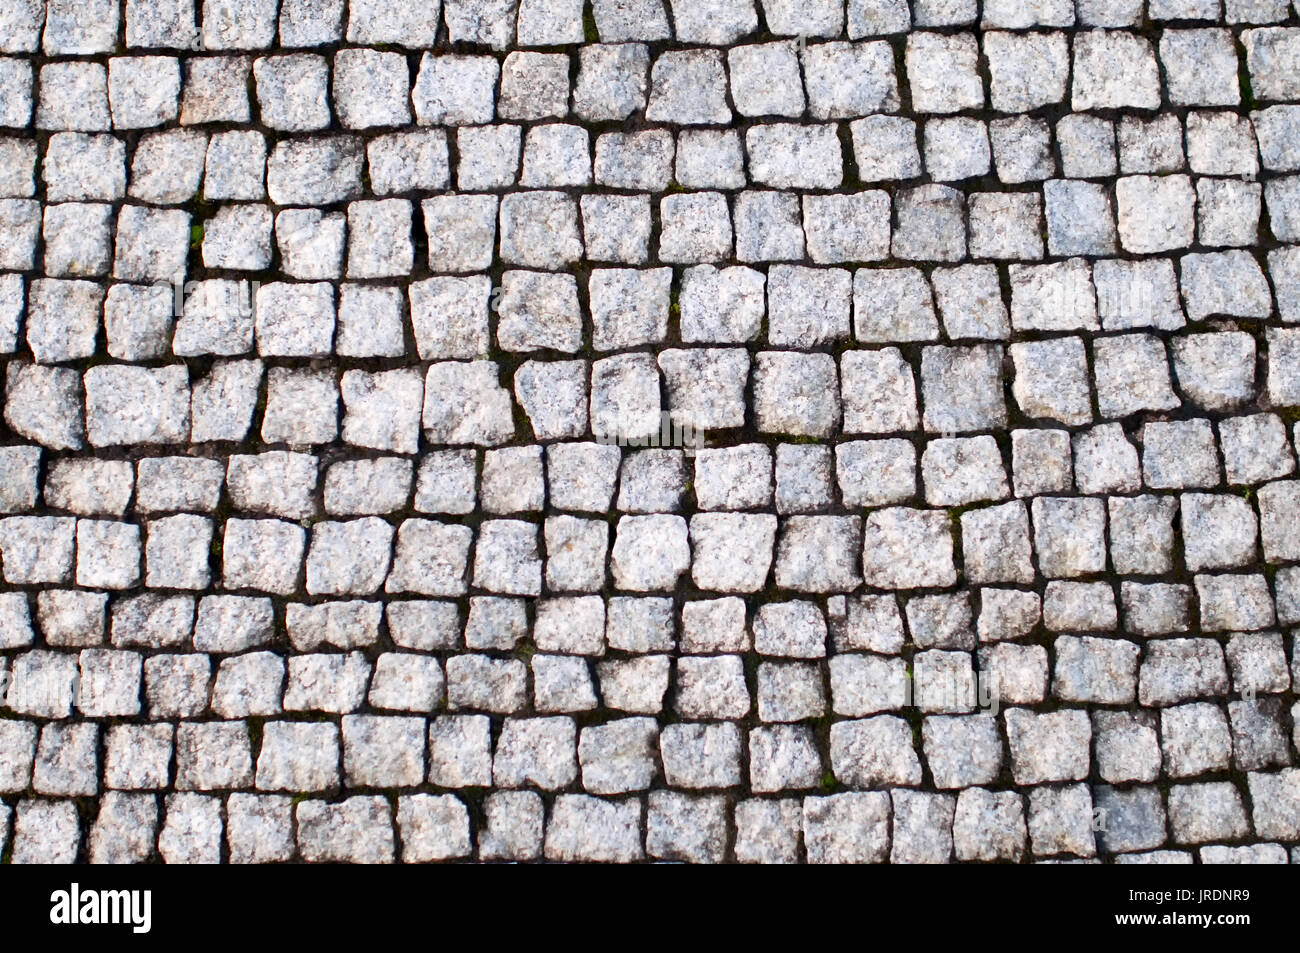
left=0, top=0, right=1298, bottom=863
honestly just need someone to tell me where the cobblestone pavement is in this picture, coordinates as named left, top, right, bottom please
left=0, top=0, right=1298, bottom=865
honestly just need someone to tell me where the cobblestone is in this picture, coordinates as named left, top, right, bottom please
left=0, top=0, right=1296, bottom=867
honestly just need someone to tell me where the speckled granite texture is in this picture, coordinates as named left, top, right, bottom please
left=0, top=0, right=1298, bottom=864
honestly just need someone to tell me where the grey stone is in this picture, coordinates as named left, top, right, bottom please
left=429, top=715, right=493, bottom=786
left=397, top=794, right=472, bottom=862
left=1053, top=635, right=1139, bottom=704
left=747, top=124, right=842, bottom=189
left=143, top=653, right=210, bottom=719
left=579, top=718, right=658, bottom=795
left=1094, top=711, right=1161, bottom=784
left=804, top=793, right=891, bottom=864
left=850, top=115, right=922, bottom=182
left=906, top=32, right=983, bottom=114
left=831, top=716, right=922, bottom=787
left=175, top=721, right=253, bottom=791
left=1004, top=708, right=1091, bottom=783
left=283, top=652, right=371, bottom=714
left=1181, top=251, right=1273, bottom=320
left=388, top=601, right=461, bottom=652
left=854, top=267, right=938, bottom=343
left=804, top=41, right=898, bottom=118
left=544, top=795, right=643, bottom=863
left=1167, top=782, right=1249, bottom=844
left=953, top=788, right=1026, bottom=862
left=1072, top=30, right=1160, bottom=110
left=296, top=796, right=395, bottom=864
left=729, top=42, right=804, bottom=118
left=334, top=48, right=409, bottom=128
left=862, top=507, right=955, bottom=590
left=37, top=61, right=109, bottom=132
left=533, top=656, right=593, bottom=714
left=158, top=794, right=221, bottom=864
left=1116, top=175, right=1196, bottom=254
left=11, top=800, right=81, bottom=864
left=1142, top=419, right=1221, bottom=489
left=493, top=717, right=577, bottom=791
left=647, top=792, right=728, bottom=863
left=1163, top=29, right=1242, bottom=107
left=1196, top=573, right=1276, bottom=632
left=267, top=136, right=363, bottom=206
left=921, top=344, right=1006, bottom=432
left=680, top=266, right=764, bottom=343
left=423, top=196, right=496, bottom=273
left=575, top=44, right=649, bottom=120
left=103, top=284, right=175, bottom=361
left=659, top=192, right=733, bottom=263
left=1140, top=638, right=1230, bottom=707
left=1072, top=424, right=1140, bottom=494
left=368, top=130, right=449, bottom=196
left=25, top=278, right=100, bottom=361
left=256, top=722, right=338, bottom=793
left=735, top=799, right=802, bottom=864
left=920, top=715, right=1003, bottom=790
left=422, top=362, right=515, bottom=447
left=1027, top=784, right=1096, bottom=858
left=226, top=793, right=295, bottom=864
left=37, top=590, right=106, bottom=648
left=191, top=596, right=271, bottom=655
left=278, top=0, right=343, bottom=44
left=457, top=125, right=519, bottom=191
left=499, top=191, right=583, bottom=270
left=669, top=0, right=756, bottom=44
left=893, top=185, right=966, bottom=261
left=921, top=436, right=1009, bottom=507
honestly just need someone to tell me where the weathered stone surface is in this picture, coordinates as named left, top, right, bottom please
left=4, top=0, right=1298, bottom=868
